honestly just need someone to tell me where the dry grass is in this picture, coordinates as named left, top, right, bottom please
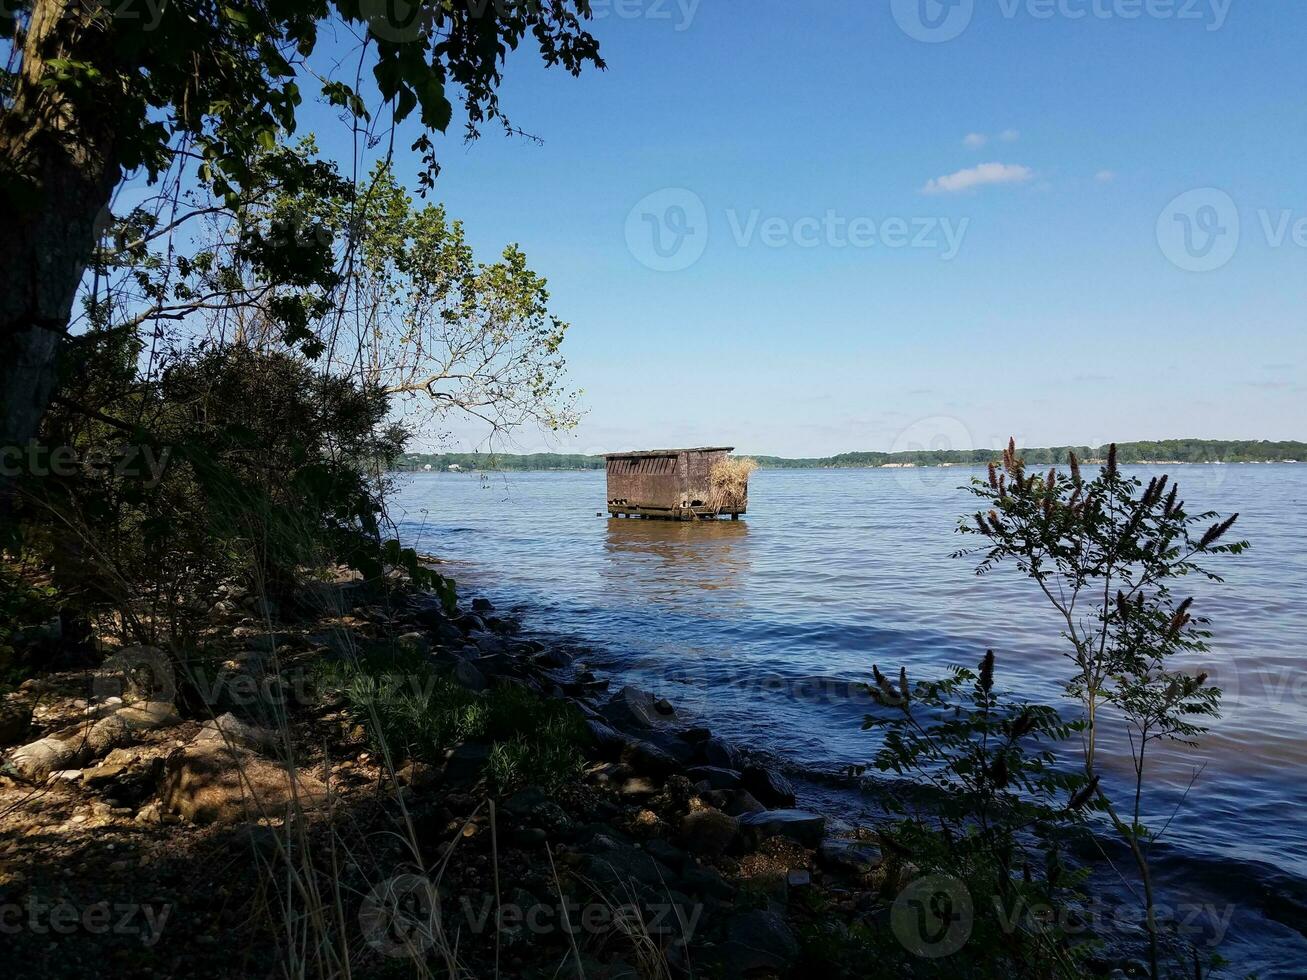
left=706, top=457, right=756, bottom=513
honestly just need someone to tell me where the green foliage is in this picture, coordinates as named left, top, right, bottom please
left=394, top=441, right=1307, bottom=473
left=860, top=651, right=1096, bottom=977
left=322, top=645, right=588, bottom=796
left=951, top=440, right=1247, bottom=978
left=0, top=563, right=61, bottom=690
left=396, top=452, right=605, bottom=472
left=23, top=342, right=412, bottom=642
left=754, top=440, right=1307, bottom=468
left=3, top=0, right=605, bottom=206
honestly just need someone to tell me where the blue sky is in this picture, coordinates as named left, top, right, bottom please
left=309, top=1, right=1305, bottom=456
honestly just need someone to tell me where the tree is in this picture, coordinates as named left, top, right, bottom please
left=955, top=440, right=1246, bottom=978
left=0, top=0, right=604, bottom=501
left=325, top=163, right=580, bottom=438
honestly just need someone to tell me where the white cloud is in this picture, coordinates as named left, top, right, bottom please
left=923, top=162, right=1034, bottom=195
left=1095, top=170, right=1116, bottom=183
left=963, top=132, right=988, bottom=149
left=999, top=128, right=1020, bottom=142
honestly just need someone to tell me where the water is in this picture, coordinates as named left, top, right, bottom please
left=392, top=464, right=1307, bottom=975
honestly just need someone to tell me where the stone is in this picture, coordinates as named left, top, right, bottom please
left=160, top=743, right=327, bottom=825
left=10, top=737, right=86, bottom=782
left=719, top=909, right=799, bottom=975
left=93, top=645, right=174, bottom=702
left=816, top=839, right=883, bottom=875
left=396, top=761, right=438, bottom=788
left=679, top=808, right=739, bottom=857
left=786, top=869, right=812, bottom=889
left=453, top=659, right=486, bottom=692
left=738, top=809, right=826, bottom=849
left=471, top=597, right=495, bottom=613
left=620, top=739, right=678, bottom=777
left=722, top=790, right=767, bottom=817
left=396, top=632, right=431, bottom=659
left=584, top=719, right=631, bottom=761
left=0, top=700, right=33, bottom=746
left=741, top=765, right=796, bottom=807
left=195, top=712, right=277, bottom=752
left=86, top=701, right=180, bottom=755
left=700, top=737, right=742, bottom=770
left=685, top=765, right=741, bottom=790
left=642, top=838, right=686, bottom=870
left=693, top=873, right=741, bottom=911
left=443, top=742, right=491, bottom=787
left=601, top=686, right=679, bottom=731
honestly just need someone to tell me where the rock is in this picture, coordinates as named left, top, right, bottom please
left=722, top=790, right=767, bottom=817
left=620, top=739, right=678, bottom=777
left=195, top=712, right=276, bottom=752
left=10, top=737, right=86, bottom=782
left=471, top=597, right=495, bottom=613
left=86, top=701, right=180, bottom=755
left=0, top=701, right=33, bottom=746
left=579, top=846, right=675, bottom=893
left=719, top=909, right=799, bottom=975
left=679, top=808, right=739, bottom=857
left=160, top=743, right=327, bottom=824
left=396, top=632, right=431, bottom=659
left=396, top=761, right=438, bottom=788
left=642, top=838, right=686, bottom=870
left=601, top=686, right=679, bottom=731
left=738, top=809, right=826, bottom=849
left=453, top=659, right=486, bottom=692
left=455, top=613, right=486, bottom=634
left=686, top=765, right=741, bottom=790
left=816, top=839, right=883, bottom=875
left=741, top=765, right=796, bottom=807
left=787, top=869, right=812, bottom=889
left=688, top=872, right=737, bottom=909
left=412, top=601, right=462, bottom=641
left=443, top=742, right=491, bottom=787
left=585, top=719, right=629, bottom=759
left=700, top=737, right=742, bottom=770
left=80, top=763, right=127, bottom=787
left=531, top=646, right=572, bottom=669
left=93, top=645, right=174, bottom=702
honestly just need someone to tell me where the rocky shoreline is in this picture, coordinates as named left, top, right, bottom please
left=0, top=571, right=904, bottom=979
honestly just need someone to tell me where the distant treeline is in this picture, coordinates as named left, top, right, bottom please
left=396, top=452, right=605, bottom=472
left=396, top=440, right=1307, bottom=473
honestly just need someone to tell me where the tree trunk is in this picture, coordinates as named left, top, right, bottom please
left=0, top=0, right=122, bottom=510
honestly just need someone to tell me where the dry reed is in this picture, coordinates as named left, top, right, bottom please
left=706, top=457, right=756, bottom=513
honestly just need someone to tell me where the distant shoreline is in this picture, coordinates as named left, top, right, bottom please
left=394, top=440, right=1307, bottom=473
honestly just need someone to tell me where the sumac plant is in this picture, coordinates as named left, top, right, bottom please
left=952, top=440, right=1246, bottom=978
left=863, top=651, right=1098, bottom=977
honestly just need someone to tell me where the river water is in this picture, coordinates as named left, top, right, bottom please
left=392, top=464, right=1307, bottom=975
